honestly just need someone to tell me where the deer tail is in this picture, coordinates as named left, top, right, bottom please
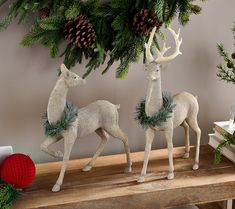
left=116, top=104, right=120, bottom=109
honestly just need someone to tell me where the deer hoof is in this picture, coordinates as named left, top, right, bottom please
left=82, top=165, right=92, bottom=172
left=52, top=183, right=61, bottom=192
left=124, top=166, right=132, bottom=173
left=54, top=150, right=63, bottom=158
left=182, top=152, right=190, bottom=159
left=192, top=164, right=199, bottom=170
left=167, top=172, right=174, bottom=180
left=137, top=175, right=145, bottom=183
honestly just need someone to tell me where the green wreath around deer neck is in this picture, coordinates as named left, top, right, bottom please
left=135, top=93, right=176, bottom=129
left=43, top=101, right=78, bottom=137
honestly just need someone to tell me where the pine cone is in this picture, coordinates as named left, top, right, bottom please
left=232, top=52, right=235, bottom=59
left=132, top=9, right=162, bottom=36
left=39, top=7, right=50, bottom=19
left=63, top=15, right=96, bottom=48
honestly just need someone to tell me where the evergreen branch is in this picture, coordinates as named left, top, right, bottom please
left=49, top=33, right=64, bottom=58
left=115, top=37, right=143, bottom=79
left=63, top=46, right=84, bottom=70
left=150, top=0, right=164, bottom=22
left=0, top=180, right=19, bottom=209
left=217, top=41, right=235, bottom=84
left=189, top=4, right=202, bottom=15
left=0, top=0, right=207, bottom=78
left=21, top=24, right=50, bottom=47
left=217, top=43, right=231, bottom=63
left=83, top=44, right=106, bottom=78
left=0, top=14, right=13, bottom=31
left=39, top=17, right=63, bottom=30
left=102, top=57, right=115, bottom=74
left=116, top=58, right=130, bottom=79
left=18, top=10, right=29, bottom=24
left=217, top=64, right=235, bottom=84
left=65, top=3, right=81, bottom=20
left=214, top=131, right=235, bottom=164
left=0, top=0, right=8, bottom=7
left=164, top=0, right=178, bottom=25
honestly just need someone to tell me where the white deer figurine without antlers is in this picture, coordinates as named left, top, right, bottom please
left=137, top=27, right=201, bottom=183
left=40, top=64, right=132, bottom=192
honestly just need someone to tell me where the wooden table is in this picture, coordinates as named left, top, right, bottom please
left=14, top=145, right=235, bottom=209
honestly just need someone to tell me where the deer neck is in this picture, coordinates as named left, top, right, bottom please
left=145, top=76, right=163, bottom=117
left=47, top=79, right=69, bottom=123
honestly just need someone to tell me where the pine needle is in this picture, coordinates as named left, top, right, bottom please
left=0, top=180, right=19, bottom=209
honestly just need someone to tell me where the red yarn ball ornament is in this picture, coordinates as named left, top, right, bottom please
left=0, top=153, right=36, bottom=188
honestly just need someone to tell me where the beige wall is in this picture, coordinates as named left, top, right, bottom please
left=0, top=0, right=235, bottom=164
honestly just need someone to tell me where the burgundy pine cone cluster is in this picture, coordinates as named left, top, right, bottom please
left=132, top=9, right=162, bottom=36
left=38, top=7, right=50, bottom=19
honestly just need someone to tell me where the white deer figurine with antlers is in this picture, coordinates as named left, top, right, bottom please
left=137, top=27, right=201, bottom=183
left=40, top=64, right=132, bottom=192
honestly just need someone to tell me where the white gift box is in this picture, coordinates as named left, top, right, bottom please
left=0, top=146, right=13, bottom=165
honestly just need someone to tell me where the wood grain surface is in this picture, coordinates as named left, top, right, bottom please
left=13, top=145, right=235, bottom=209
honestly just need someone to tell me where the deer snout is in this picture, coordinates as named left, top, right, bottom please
left=150, top=70, right=160, bottom=81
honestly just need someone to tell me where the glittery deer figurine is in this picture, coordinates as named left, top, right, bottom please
left=40, top=64, right=132, bottom=192
left=137, top=27, right=201, bottom=183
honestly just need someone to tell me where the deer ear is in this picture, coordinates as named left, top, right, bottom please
left=60, top=63, right=68, bottom=74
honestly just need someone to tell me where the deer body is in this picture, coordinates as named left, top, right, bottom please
left=41, top=64, right=132, bottom=192
left=138, top=27, right=201, bottom=183
left=75, top=100, right=121, bottom=138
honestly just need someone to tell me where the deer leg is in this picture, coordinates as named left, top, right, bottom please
left=106, top=126, right=132, bottom=173
left=164, top=128, right=175, bottom=180
left=40, top=136, right=63, bottom=158
left=187, top=118, right=201, bottom=170
left=181, top=121, right=190, bottom=159
left=82, top=128, right=109, bottom=172
left=52, top=133, right=76, bottom=192
left=138, top=128, right=154, bottom=183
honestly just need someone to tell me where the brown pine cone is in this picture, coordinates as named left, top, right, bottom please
left=132, top=9, right=162, bottom=36
left=63, top=15, right=96, bottom=48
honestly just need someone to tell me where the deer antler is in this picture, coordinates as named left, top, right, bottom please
left=145, top=27, right=182, bottom=64
left=144, top=26, right=156, bottom=63
left=155, top=27, right=182, bottom=64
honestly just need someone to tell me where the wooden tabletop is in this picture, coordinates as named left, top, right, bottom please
left=14, top=145, right=235, bottom=209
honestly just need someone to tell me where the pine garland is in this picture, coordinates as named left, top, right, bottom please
left=43, top=101, right=78, bottom=137
left=0, top=0, right=206, bottom=78
left=214, top=130, right=235, bottom=164
left=135, top=93, right=176, bottom=129
left=217, top=22, right=235, bottom=83
left=0, top=180, right=19, bottom=209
